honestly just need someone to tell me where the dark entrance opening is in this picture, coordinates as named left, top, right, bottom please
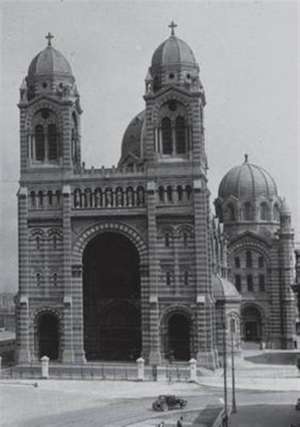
left=168, top=313, right=190, bottom=361
left=242, top=306, right=262, bottom=342
left=38, top=313, right=59, bottom=360
left=83, top=232, right=141, bottom=361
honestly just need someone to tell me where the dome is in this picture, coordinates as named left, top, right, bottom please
left=218, top=155, right=278, bottom=201
left=213, top=275, right=241, bottom=301
left=120, top=111, right=145, bottom=161
left=151, top=35, right=196, bottom=68
left=28, top=45, right=73, bottom=79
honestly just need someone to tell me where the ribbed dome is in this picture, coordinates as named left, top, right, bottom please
left=152, top=35, right=196, bottom=67
left=120, top=111, right=145, bottom=160
left=28, top=46, right=73, bottom=79
left=218, top=155, right=278, bottom=201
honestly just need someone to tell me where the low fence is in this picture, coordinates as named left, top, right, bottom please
left=0, top=357, right=197, bottom=382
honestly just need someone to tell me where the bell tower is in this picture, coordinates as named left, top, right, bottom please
left=18, top=33, right=82, bottom=176
left=143, top=22, right=207, bottom=170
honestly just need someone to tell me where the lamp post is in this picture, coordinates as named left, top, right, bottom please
left=222, top=313, right=228, bottom=427
left=230, top=318, right=237, bottom=414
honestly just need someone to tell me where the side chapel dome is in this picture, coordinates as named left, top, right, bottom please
left=218, top=155, right=278, bottom=201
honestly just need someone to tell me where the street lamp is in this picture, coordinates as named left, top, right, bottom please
left=230, top=317, right=237, bottom=414
left=222, top=312, right=228, bottom=427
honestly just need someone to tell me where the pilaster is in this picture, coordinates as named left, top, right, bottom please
left=16, top=187, right=31, bottom=363
left=147, top=181, right=161, bottom=364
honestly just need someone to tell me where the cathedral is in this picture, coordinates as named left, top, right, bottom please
left=16, top=25, right=296, bottom=369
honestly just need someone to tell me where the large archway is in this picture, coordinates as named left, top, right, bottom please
left=242, top=305, right=262, bottom=342
left=37, top=312, right=59, bottom=360
left=167, top=313, right=191, bottom=361
left=83, top=231, right=141, bottom=361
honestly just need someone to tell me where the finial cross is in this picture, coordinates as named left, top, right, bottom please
left=168, top=20, right=177, bottom=36
left=45, top=32, right=54, bottom=47
left=244, top=153, right=249, bottom=163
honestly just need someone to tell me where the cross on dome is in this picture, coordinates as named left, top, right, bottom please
left=45, top=32, right=54, bottom=47
left=244, top=153, right=249, bottom=163
left=168, top=20, right=177, bottom=36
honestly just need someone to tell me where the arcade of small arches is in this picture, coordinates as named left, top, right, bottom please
left=222, top=200, right=281, bottom=222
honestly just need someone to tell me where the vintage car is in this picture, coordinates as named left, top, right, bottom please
left=152, top=394, right=187, bottom=411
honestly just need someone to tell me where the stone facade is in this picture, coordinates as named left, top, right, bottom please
left=18, top=27, right=298, bottom=368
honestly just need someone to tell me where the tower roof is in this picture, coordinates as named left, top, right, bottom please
left=151, top=34, right=197, bottom=68
left=218, top=155, right=278, bottom=201
left=28, top=45, right=73, bottom=79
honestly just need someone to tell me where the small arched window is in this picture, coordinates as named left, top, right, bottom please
left=183, top=232, right=188, bottom=247
left=38, top=191, right=43, bottom=208
left=246, top=251, right=252, bottom=268
left=48, top=124, right=58, bottom=160
left=36, top=273, right=41, bottom=287
left=175, top=116, right=186, bottom=154
left=53, top=234, right=57, bottom=250
left=166, top=186, right=172, bottom=202
left=177, top=185, right=183, bottom=202
left=36, top=236, right=40, bottom=250
left=48, top=191, right=53, bottom=207
left=35, top=125, right=45, bottom=161
left=247, top=274, right=253, bottom=292
left=161, top=117, right=172, bottom=154
left=273, top=204, right=280, bottom=222
left=184, top=270, right=189, bottom=286
left=235, top=275, right=241, bottom=292
left=244, top=202, right=254, bottom=221
left=165, top=233, right=170, bottom=247
left=53, top=273, right=57, bottom=287
left=260, top=202, right=270, bottom=221
left=158, top=186, right=165, bottom=202
left=30, top=191, right=36, bottom=208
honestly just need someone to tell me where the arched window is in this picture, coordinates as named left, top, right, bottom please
left=177, top=185, right=183, bottom=202
left=166, top=271, right=172, bottom=286
left=36, top=236, right=40, bottom=250
left=260, top=202, right=270, bottom=220
left=175, top=116, right=186, bottom=154
left=246, top=251, right=252, bottom=268
left=234, top=256, right=240, bottom=268
left=55, top=190, right=61, bottom=207
left=158, top=186, right=165, bottom=202
left=184, top=270, right=189, bottom=286
left=161, top=117, right=172, bottom=154
left=186, top=185, right=192, bottom=201
left=244, top=202, right=254, bottom=220
left=38, top=191, right=43, bottom=208
left=259, top=274, right=265, bottom=291
left=30, top=191, right=36, bottom=208
left=48, top=191, right=53, bottom=207
left=247, top=275, right=253, bottom=292
left=165, top=233, right=170, bottom=247
left=166, top=186, right=173, bottom=202
left=273, top=204, right=280, bottom=222
left=35, top=125, right=45, bottom=161
left=36, top=273, right=41, bottom=287
left=48, top=124, right=58, bottom=160
left=183, top=233, right=188, bottom=247
left=53, top=273, right=57, bottom=287
left=225, top=203, right=235, bottom=221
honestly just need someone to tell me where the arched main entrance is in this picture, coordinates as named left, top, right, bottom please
left=83, top=232, right=141, bottom=361
left=167, top=313, right=191, bottom=361
left=37, top=312, right=59, bottom=360
left=242, top=305, right=262, bottom=342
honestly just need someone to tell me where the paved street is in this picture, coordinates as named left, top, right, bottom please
left=1, top=379, right=300, bottom=427
left=229, top=404, right=300, bottom=427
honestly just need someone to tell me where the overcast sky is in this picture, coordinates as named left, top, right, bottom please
left=0, top=0, right=299, bottom=293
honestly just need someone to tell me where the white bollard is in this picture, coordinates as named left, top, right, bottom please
left=136, top=357, right=145, bottom=381
left=189, top=358, right=197, bottom=382
left=41, top=355, right=49, bottom=379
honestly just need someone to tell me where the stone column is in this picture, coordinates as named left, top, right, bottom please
left=16, top=186, right=31, bottom=364
left=62, top=185, right=74, bottom=363
left=147, top=181, right=161, bottom=364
